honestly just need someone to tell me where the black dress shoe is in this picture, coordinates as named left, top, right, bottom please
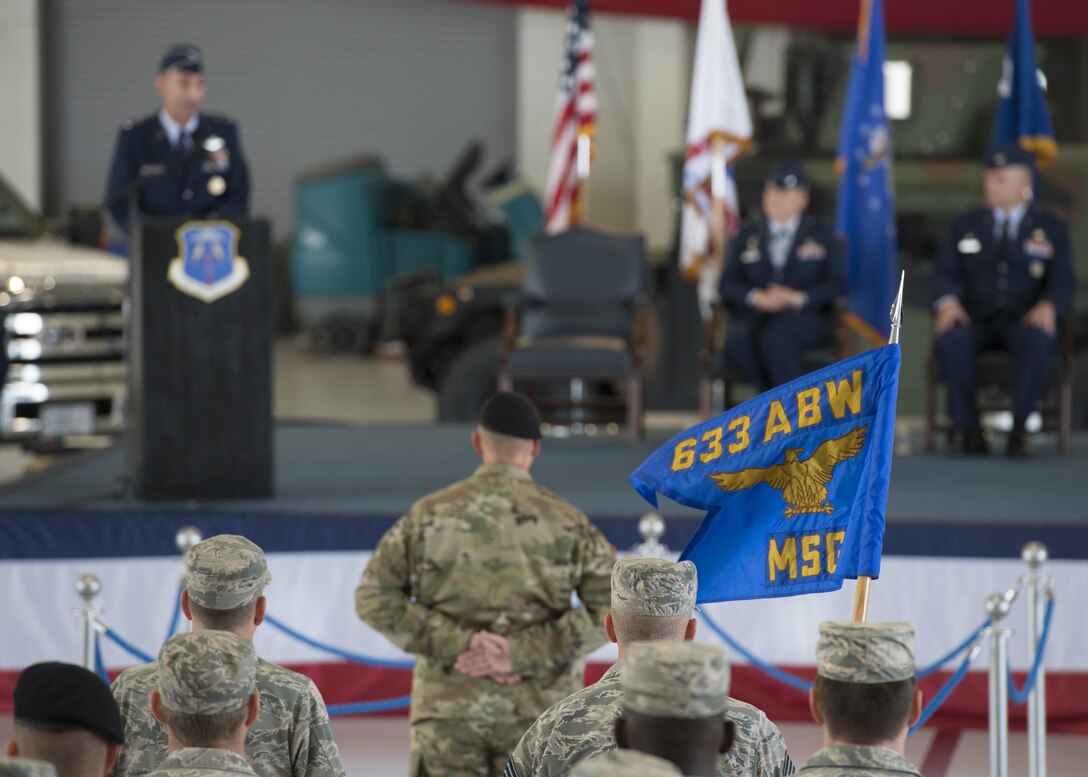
left=953, top=427, right=988, bottom=455
left=1007, top=427, right=1030, bottom=457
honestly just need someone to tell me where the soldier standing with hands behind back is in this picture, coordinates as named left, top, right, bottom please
left=356, top=391, right=616, bottom=777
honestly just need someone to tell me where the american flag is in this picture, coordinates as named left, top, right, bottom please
left=544, top=0, right=596, bottom=233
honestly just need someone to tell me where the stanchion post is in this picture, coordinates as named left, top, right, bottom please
left=175, top=525, right=202, bottom=634
left=1022, top=541, right=1050, bottom=777
left=634, top=512, right=668, bottom=559
left=75, top=574, right=102, bottom=671
left=985, top=592, right=1013, bottom=777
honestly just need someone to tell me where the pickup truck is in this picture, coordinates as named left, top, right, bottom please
left=0, top=174, right=127, bottom=446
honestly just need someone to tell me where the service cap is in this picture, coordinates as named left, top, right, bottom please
left=768, top=160, right=809, bottom=189
left=159, top=43, right=202, bottom=74
left=622, top=641, right=730, bottom=718
left=185, top=534, right=271, bottom=610
left=13, top=662, right=123, bottom=745
left=478, top=391, right=542, bottom=440
left=816, top=621, right=916, bottom=684
left=157, top=632, right=258, bottom=716
left=610, top=557, right=696, bottom=617
left=570, top=750, right=683, bottom=776
left=987, top=144, right=1036, bottom=171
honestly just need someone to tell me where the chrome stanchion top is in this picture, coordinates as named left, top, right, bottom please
left=633, top=512, right=669, bottom=559
left=1021, top=541, right=1048, bottom=569
left=76, top=573, right=101, bottom=603
left=175, top=525, right=203, bottom=556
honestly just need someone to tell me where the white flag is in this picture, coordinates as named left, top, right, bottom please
left=680, top=0, right=752, bottom=316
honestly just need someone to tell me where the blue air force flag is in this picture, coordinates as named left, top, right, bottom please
left=993, top=0, right=1056, bottom=164
left=834, top=0, right=898, bottom=345
left=630, top=345, right=900, bottom=603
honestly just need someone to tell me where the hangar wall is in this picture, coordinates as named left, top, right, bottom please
left=0, top=0, right=41, bottom=209
left=41, top=0, right=517, bottom=239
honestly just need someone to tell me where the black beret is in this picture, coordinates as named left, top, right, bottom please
left=159, top=43, right=203, bottom=74
left=768, top=160, right=809, bottom=189
left=987, top=143, right=1035, bottom=171
left=479, top=392, right=542, bottom=440
left=14, top=663, right=124, bottom=745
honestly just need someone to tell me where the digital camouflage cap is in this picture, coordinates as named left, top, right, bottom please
left=157, top=631, right=258, bottom=715
left=622, top=641, right=730, bottom=718
left=816, top=621, right=915, bottom=684
left=185, top=534, right=272, bottom=610
left=570, top=749, right=683, bottom=776
left=0, top=759, right=58, bottom=777
left=610, top=557, right=697, bottom=617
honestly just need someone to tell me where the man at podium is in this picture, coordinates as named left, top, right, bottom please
left=104, top=43, right=249, bottom=239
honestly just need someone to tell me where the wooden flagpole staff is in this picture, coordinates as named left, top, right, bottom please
left=851, top=271, right=905, bottom=622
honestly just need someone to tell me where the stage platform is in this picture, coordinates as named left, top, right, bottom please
left=1, top=421, right=1087, bottom=735
left=1, top=421, right=1087, bottom=559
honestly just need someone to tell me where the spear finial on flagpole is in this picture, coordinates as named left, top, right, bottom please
left=888, top=270, right=905, bottom=346
left=851, top=271, right=905, bottom=623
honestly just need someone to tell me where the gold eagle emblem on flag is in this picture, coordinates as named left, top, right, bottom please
left=707, top=426, right=868, bottom=518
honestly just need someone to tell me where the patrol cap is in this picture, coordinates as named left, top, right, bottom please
left=157, top=632, right=258, bottom=716
left=478, top=391, right=542, bottom=440
left=622, top=641, right=730, bottom=718
left=570, top=750, right=683, bottom=776
left=987, top=144, right=1036, bottom=171
left=816, top=621, right=915, bottom=684
left=610, top=557, right=697, bottom=617
left=185, top=534, right=272, bottom=610
left=13, top=662, right=124, bottom=745
left=159, top=44, right=203, bottom=74
left=768, top=160, right=809, bottom=189
left=0, top=758, right=58, bottom=777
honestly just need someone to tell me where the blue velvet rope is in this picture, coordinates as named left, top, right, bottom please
left=916, top=618, right=992, bottom=679
left=94, top=634, right=109, bottom=683
left=102, top=628, right=155, bottom=664
left=263, top=614, right=414, bottom=670
left=909, top=646, right=977, bottom=734
left=1008, top=596, right=1055, bottom=705
left=327, top=695, right=413, bottom=716
left=698, top=611, right=813, bottom=692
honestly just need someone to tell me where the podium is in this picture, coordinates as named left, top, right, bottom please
left=130, top=217, right=273, bottom=499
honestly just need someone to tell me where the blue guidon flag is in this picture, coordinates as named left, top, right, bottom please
left=630, top=345, right=900, bottom=603
left=167, top=221, right=251, bottom=304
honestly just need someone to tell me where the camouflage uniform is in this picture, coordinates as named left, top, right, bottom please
left=795, top=747, right=921, bottom=777
left=570, top=750, right=683, bottom=777
left=355, top=463, right=616, bottom=777
left=506, top=558, right=793, bottom=777
left=112, top=659, right=341, bottom=777
left=148, top=632, right=261, bottom=777
left=147, top=749, right=259, bottom=777
left=799, top=622, right=922, bottom=777
left=112, top=534, right=344, bottom=777
left=0, top=758, right=58, bottom=777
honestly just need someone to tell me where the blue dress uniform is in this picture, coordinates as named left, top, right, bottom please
left=931, top=150, right=1075, bottom=442
left=719, top=213, right=845, bottom=392
left=105, top=112, right=249, bottom=235
left=104, top=44, right=249, bottom=237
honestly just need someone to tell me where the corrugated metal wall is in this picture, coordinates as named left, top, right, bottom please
left=42, top=0, right=517, bottom=239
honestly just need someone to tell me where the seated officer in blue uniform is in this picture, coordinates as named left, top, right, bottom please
left=104, top=43, right=249, bottom=238
left=931, top=145, right=1075, bottom=457
left=719, top=161, right=845, bottom=392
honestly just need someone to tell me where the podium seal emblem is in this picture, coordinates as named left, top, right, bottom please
left=167, top=221, right=251, bottom=303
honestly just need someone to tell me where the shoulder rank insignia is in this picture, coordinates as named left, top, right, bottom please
left=167, top=221, right=251, bottom=304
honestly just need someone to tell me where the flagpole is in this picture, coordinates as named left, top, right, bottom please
left=851, top=270, right=905, bottom=622
left=709, top=136, right=728, bottom=283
